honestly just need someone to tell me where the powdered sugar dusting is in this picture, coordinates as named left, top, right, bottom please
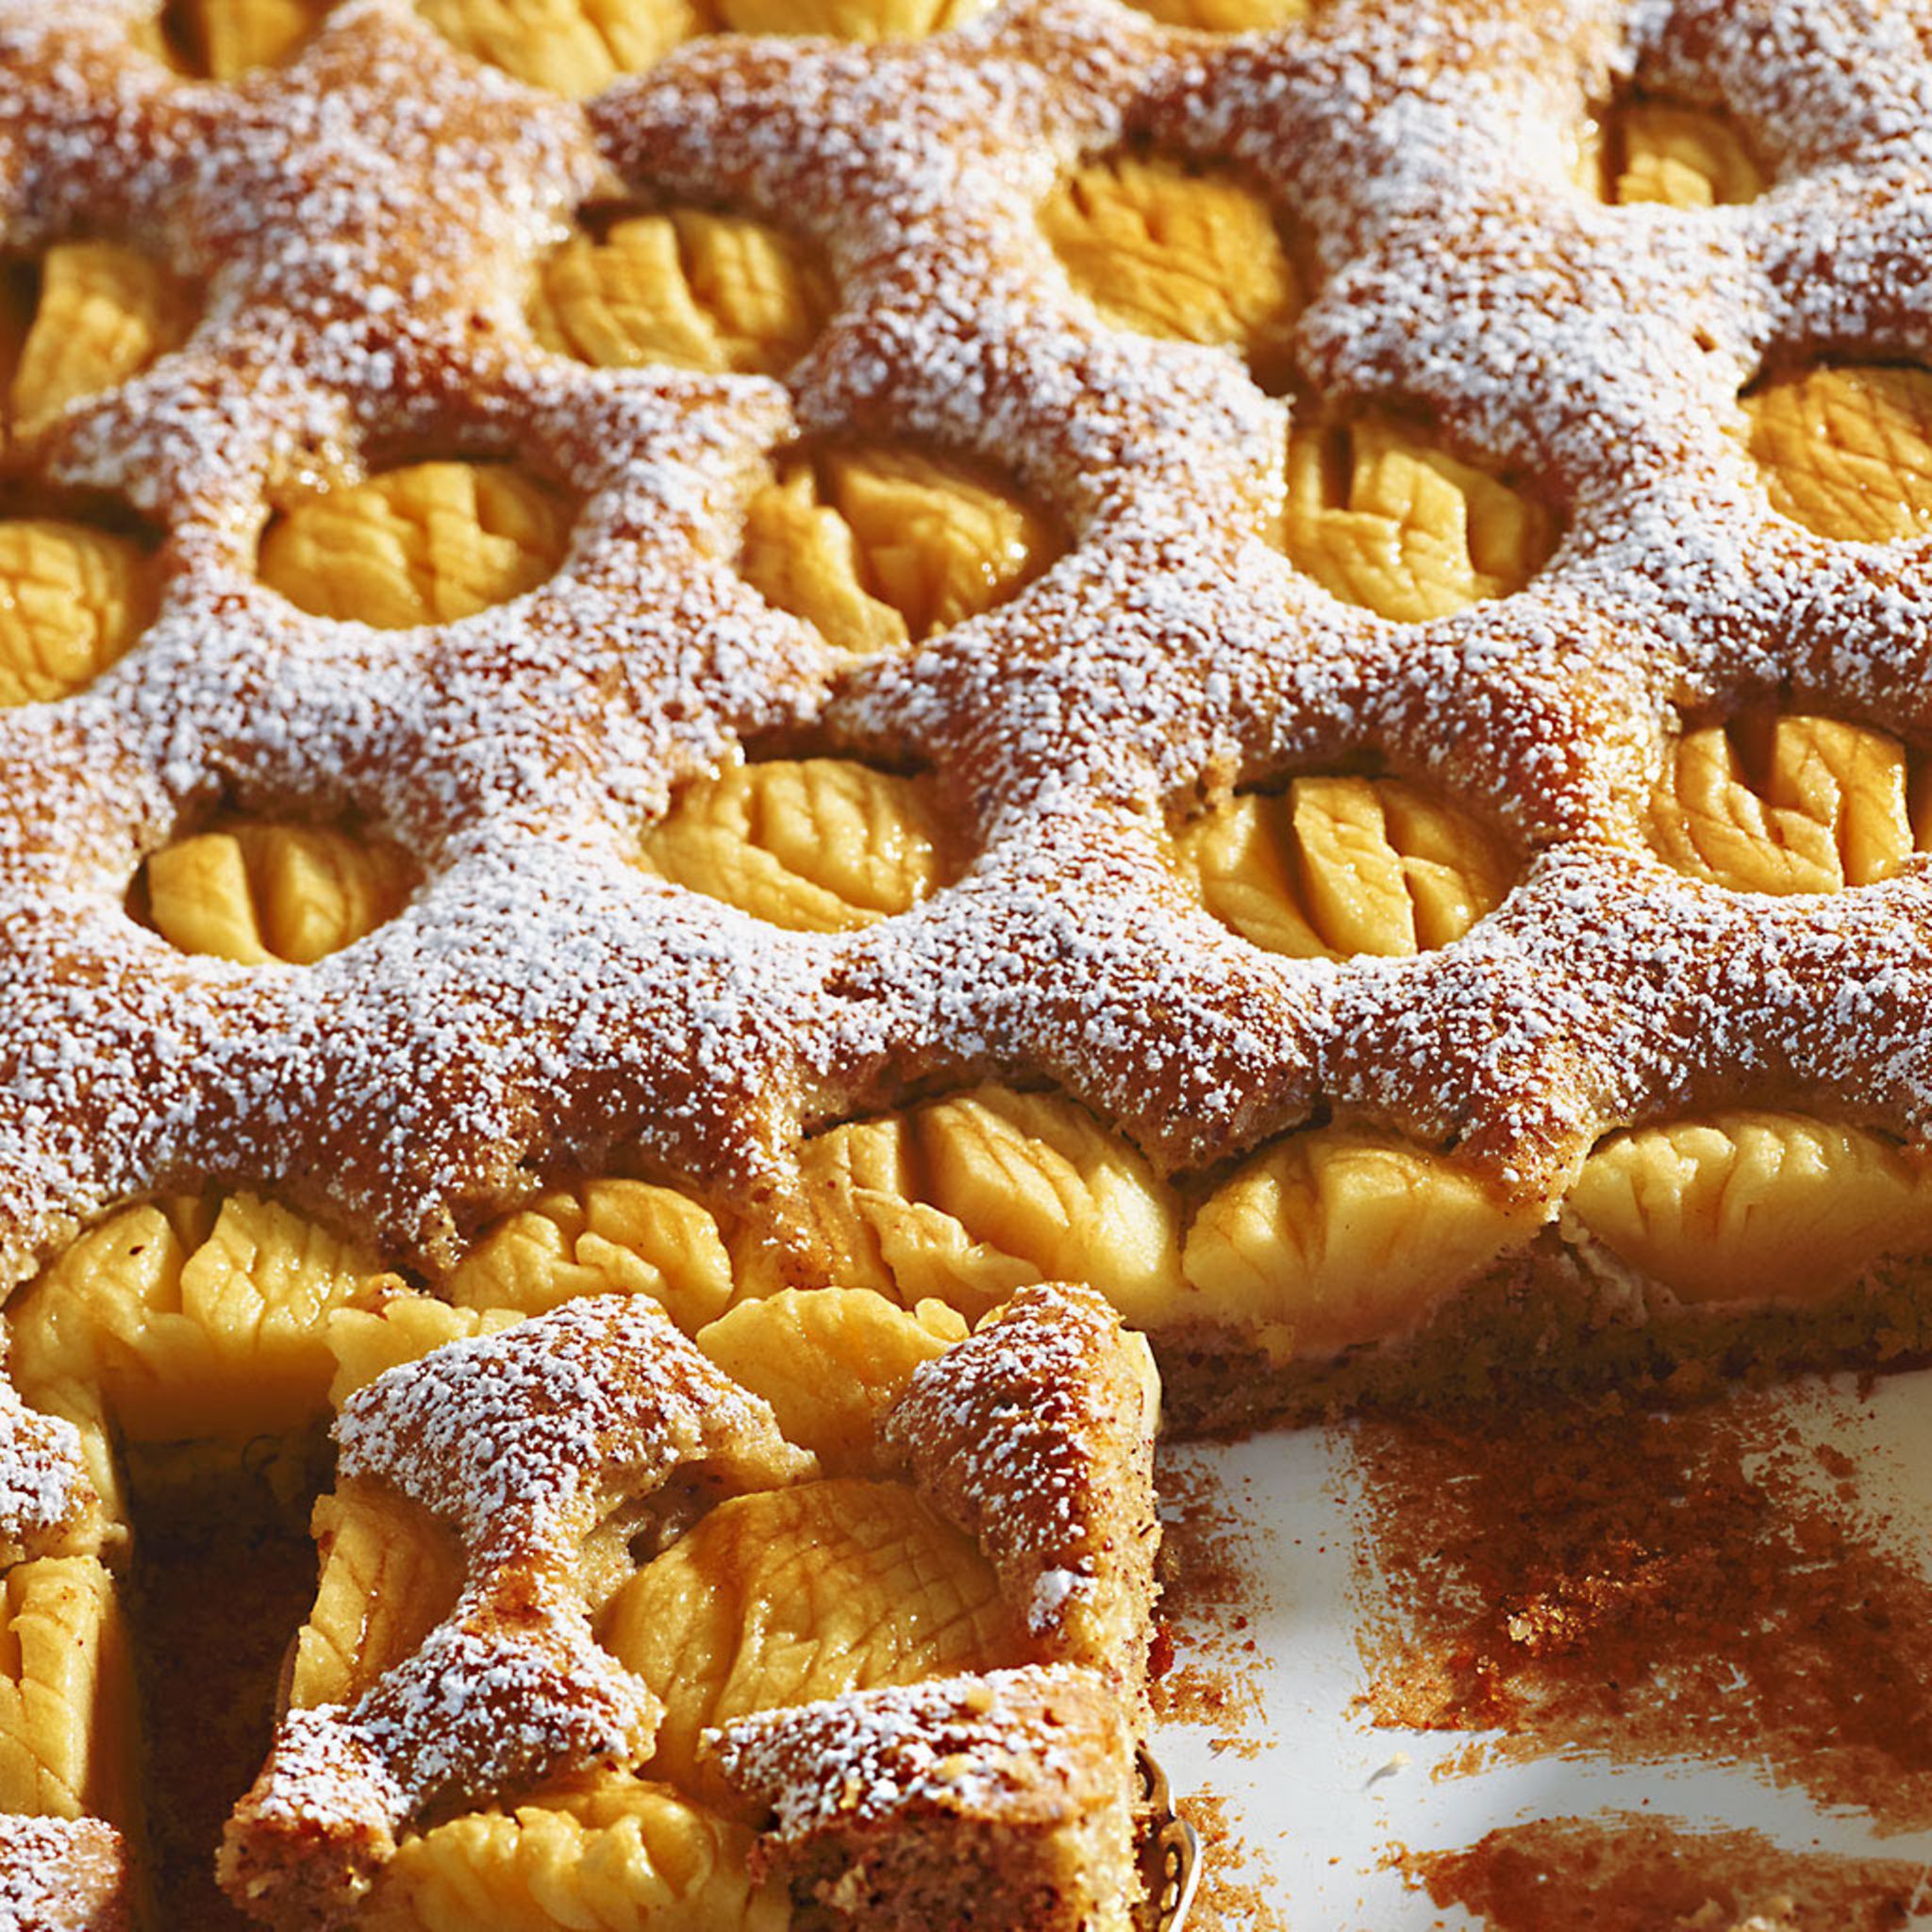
left=883, top=1282, right=1158, bottom=1657
left=0, top=1381, right=89, bottom=1565
left=227, top=1296, right=814, bottom=1911
left=1, top=0, right=1931, bottom=1597
left=0, top=1815, right=131, bottom=1932
left=5, top=0, right=1932, bottom=1299
left=1029, top=1564, right=1091, bottom=1629
left=336, top=1290, right=812, bottom=1557
left=0, top=0, right=1924, bottom=1917
left=706, top=1661, right=1119, bottom=1837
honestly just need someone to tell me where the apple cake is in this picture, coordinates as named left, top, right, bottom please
left=0, top=1192, right=1158, bottom=1926
left=4, top=0, right=1932, bottom=1919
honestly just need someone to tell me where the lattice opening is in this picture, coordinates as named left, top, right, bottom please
left=739, top=441, right=1059, bottom=656
left=528, top=198, right=835, bottom=379
left=1645, top=708, right=1932, bottom=894
left=1122, top=0, right=1307, bottom=27
left=0, top=491, right=162, bottom=708
left=1744, top=362, right=1932, bottom=544
left=414, top=0, right=988, bottom=98
left=258, top=458, right=578, bottom=629
left=130, top=812, right=422, bottom=965
left=0, top=242, right=195, bottom=449
left=1591, top=92, right=1769, bottom=208
left=1174, top=768, right=1516, bottom=959
left=637, top=756, right=965, bottom=934
left=1273, top=409, right=1560, bottom=622
left=155, top=0, right=330, bottom=78
left=1041, top=145, right=1305, bottom=393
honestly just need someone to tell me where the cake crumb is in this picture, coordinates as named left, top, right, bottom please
left=1391, top=1812, right=1928, bottom=1931
left=1346, top=1378, right=1932, bottom=1832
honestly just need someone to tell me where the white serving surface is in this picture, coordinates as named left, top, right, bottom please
left=1151, top=1366, right=1932, bottom=1927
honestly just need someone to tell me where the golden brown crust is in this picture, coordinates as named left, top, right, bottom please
left=708, top=1664, right=1128, bottom=1840
left=0, top=1816, right=133, bottom=1932
left=220, top=1287, right=1159, bottom=1925
left=0, top=1339, right=92, bottom=1567
left=221, top=1296, right=816, bottom=1923
left=3, top=0, right=1932, bottom=1291
left=707, top=1664, right=1141, bottom=1931
left=6, top=0, right=1932, bottom=1916
left=878, top=1283, right=1160, bottom=1698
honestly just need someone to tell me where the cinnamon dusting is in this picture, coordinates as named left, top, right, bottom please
left=1176, top=1790, right=1290, bottom=1932
left=1152, top=1445, right=1273, bottom=1756
left=1394, top=1812, right=1929, bottom=1931
left=1348, top=1380, right=1932, bottom=1831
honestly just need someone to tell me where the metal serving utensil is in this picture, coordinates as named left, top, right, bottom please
left=1138, top=1748, right=1203, bottom=1931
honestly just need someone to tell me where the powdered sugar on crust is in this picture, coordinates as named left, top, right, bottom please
left=228, top=1603, right=658, bottom=1893
left=881, top=1282, right=1158, bottom=1661
left=0, top=1816, right=131, bottom=1932
left=0, top=1365, right=91, bottom=1565
left=705, top=1662, right=1124, bottom=1838
left=336, top=1286, right=813, bottom=1556
left=225, top=1298, right=814, bottom=1915
left=0, top=0, right=1930, bottom=1301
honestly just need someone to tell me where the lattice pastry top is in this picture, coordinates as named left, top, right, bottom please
left=3, top=1, right=1932, bottom=1344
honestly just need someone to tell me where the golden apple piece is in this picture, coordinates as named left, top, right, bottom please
left=0, top=1558, right=135, bottom=1827
left=445, top=1178, right=735, bottom=1331
left=738, top=1086, right=1186, bottom=1327
left=0, top=520, right=157, bottom=707
left=164, top=0, right=326, bottom=75
left=1745, top=363, right=1932, bottom=544
left=638, top=758, right=955, bottom=933
left=5, top=241, right=192, bottom=438
left=1279, top=413, right=1556, bottom=622
left=1568, top=1112, right=1932, bottom=1306
left=529, top=208, right=831, bottom=377
left=1041, top=151, right=1301, bottom=388
left=1182, top=1125, right=1546, bottom=1361
left=259, top=460, right=575, bottom=628
left=601, top=1477, right=1024, bottom=1800
left=1176, top=772, right=1511, bottom=958
left=1123, top=0, right=1304, bottom=23
left=361, top=1773, right=785, bottom=1932
left=741, top=445, right=1055, bottom=655
left=900, top=1090, right=1183, bottom=1324
left=1608, top=97, right=1766, bottom=208
left=289, top=1478, right=466, bottom=1710
left=716, top=0, right=987, bottom=32
left=695, top=1289, right=967, bottom=1473
left=1647, top=712, right=1918, bottom=893
left=412, top=0, right=703, bottom=96
left=141, top=819, right=418, bottom=965
left=325, top=1296, right=525, bottom=1407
